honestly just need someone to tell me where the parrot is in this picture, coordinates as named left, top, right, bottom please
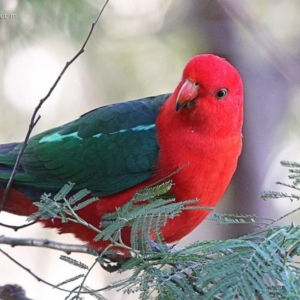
left=0, top=54, right=243, bottom=254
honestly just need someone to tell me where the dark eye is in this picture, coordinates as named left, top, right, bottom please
left=215, top=88, right=228, bottom=100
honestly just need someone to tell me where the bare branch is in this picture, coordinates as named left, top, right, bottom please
left=0, top=235, right=98, bottom=255
left=0, top=248, right=77, bottom=293
left=0, top=221, right=37, bottom=232
left=0, top=248, right=114, bottom=295
left=0, top=0, right=110, bottom=213
left=0, top=234, right=129, bottom=273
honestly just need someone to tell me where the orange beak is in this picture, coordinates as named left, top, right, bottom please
left=175, top=80, right=199, bottom=112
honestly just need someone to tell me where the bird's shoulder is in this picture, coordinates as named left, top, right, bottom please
left=56, top=93, right=170, bottom=139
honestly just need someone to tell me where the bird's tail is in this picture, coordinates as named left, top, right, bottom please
left=0, top=143, right=37, bottom=216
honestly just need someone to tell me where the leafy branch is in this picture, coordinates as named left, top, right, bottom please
left=26, top=181, right=200, bottom=263
left=2, top=161, right=300, bottom=299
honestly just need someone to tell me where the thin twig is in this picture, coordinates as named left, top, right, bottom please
left=0, top=248, right=113, bottom=295
left=0, top=221, right=37, bottom=231
left=261, top=206, right=300, bottom=230
left=63, top=197, right=135, bottom=254
left=75, top=259, right=98, bottom=299
left=0, top=0, right=110, bottom=213
left=0, top=248, right=80, bottom=293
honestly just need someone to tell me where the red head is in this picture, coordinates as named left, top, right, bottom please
left=173, top=54, right=243, bottom=136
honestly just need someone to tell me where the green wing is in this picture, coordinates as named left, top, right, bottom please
left=0, top=94, right=170, bottom=196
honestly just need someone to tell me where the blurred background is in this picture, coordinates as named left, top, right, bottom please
left=1, top=0, right=300, bottom=299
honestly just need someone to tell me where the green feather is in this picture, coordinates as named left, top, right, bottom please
left=0, top=94, right=170, bottom=197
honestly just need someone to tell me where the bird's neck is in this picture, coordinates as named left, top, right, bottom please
left=155, top=103, right=242, bottom=207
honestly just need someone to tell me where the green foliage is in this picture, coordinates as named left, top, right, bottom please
left=96, top=180, right=204, bottom=252
left=27, top=161, right=300, bottom=299
left=262, top=161, right=300, bottom=201
left=27, top=182, right=98, bottom=223
left=210, top=213, right=259, bottom=225
left=117, top=225, right=300, bottom=300
left=56, top=274, right=85, bottom=288
left=60, top=256, right=89, bottom=270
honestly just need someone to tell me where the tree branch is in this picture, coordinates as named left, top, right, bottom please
left=0, top=248, right=113, bottom=295
left=0, top=235, right=98, bottom=255
left=0, top=0, right=110, bottom=213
